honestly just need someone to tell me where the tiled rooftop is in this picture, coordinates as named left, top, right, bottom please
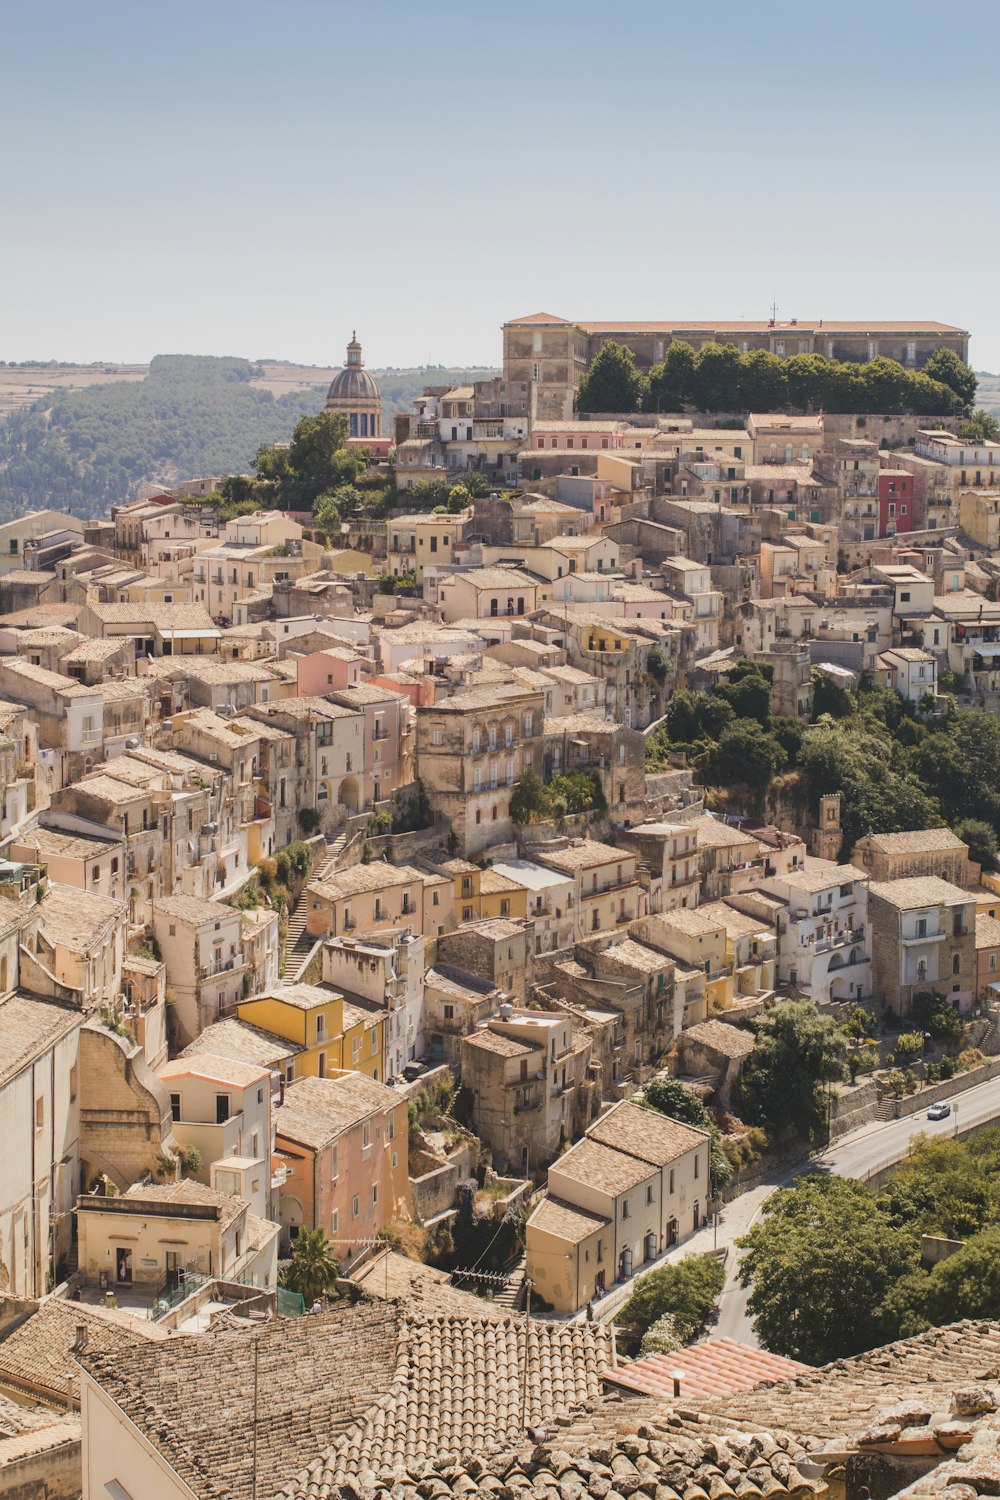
left=607, top=1336, right=810, bottom=1402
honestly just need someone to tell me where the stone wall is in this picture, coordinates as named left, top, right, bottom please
left=829, top=1078, right=880, bottom=1139
left=410, top=1143, right=475, bottom=1225
left=879, top=1055, right=1000, bottom=1121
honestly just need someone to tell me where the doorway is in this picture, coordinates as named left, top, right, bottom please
left=115, top=1247, right=133, bottom=1286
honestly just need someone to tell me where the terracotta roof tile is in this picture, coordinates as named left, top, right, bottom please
left=607, top=1337, right=811, bottom=1402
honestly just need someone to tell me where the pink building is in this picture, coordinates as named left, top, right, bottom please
left=295, top=648, right=366, bottom=697
left=329, top=682, right=411, bottom=808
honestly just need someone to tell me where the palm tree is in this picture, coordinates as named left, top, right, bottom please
left=280, top=1227, right=339, bottom=1305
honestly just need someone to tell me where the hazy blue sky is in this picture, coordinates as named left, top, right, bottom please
left=3, top=0, right=998, bottom=369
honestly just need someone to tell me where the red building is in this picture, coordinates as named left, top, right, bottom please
left=879, top=470, right=914, bottom=537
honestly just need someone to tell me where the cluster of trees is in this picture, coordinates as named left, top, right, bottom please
left=739, top=1130, right=1000, bottom=1363
left=576, top=340, right=977, bottom=418
left=649, top=662, right=1000, bottom=866
left=646, top=659, right=797, bottom=809
left=798, top=689, right=1000, bottom=864
left=739, top=1000, right=849, bottom=1147
left=510, top=767, right=606, bottom=823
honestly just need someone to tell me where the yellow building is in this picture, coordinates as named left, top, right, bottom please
left=959, top=489, right=1000, bottom=550
left=410, top=515, right=467, bottom=583
left=237, top=982, right=385, bottom=1083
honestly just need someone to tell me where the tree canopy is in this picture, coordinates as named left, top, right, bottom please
left=739, top=1000, right=848, bottom=1145
left=737, top=1176, right=918, bottom=1363
left=738, top=1131, right=1000, bottom=1360
left=577, top=340, right=968, bottom=416
left=576, top=341, right=648, bottom=413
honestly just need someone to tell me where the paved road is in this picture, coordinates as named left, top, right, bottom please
left=714, top=1072, right=1000, bottom=1344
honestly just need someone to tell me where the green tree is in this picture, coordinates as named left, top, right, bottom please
left=280, top=1227, right=340, bottom=1304
left=737, top=1176, right=918, bottom=1363
left=811, top=669, right=856, bottom=721
left=707, top=720, right=787, bottom=801
left=664, top=688, right=707, bottom=746
left=283, top=411, right=354, bottom=504
left=784, top=353, right=830, bottom=409
left=770, top=715, right=806, bottom=767
left=739, top=350, right=788, bottom=410
left=959, top=408, right=1000, bottom=442
left=618, top=1255, right=725, bottom=1346
left=642, top=1076, right=733, bottom=1191
left=911, top=990, right=964, bottom=1042
left=691, top=343, right=743, bottom=411
left=576, top=341, right=647, bottom=413
left=923, top=349, right=978, bottom=411
left=645, top=342, right=696, bottom=411
left=740, top=1000, right=848, bottom=1145
left=715, top=663, right=772, bottom=727
left=955, top=817, right=999, bottom=871
left=860, top=357, right=910, bottom=413
left=510, top=768, right=547, bottom=823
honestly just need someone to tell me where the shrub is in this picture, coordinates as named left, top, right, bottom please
left=618, top=1255, right=725, bottom=1346
left=298, top=807, right=320, bottom=835
left=959, top=1048, right=985, bottom=1072
left=640, top=1312, right=681, bottom=1355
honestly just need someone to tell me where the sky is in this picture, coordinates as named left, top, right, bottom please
left=2, top=0, right=999, bottom=371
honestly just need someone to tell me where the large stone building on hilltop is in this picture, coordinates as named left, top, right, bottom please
left=503, top=312, right=971, bottom=420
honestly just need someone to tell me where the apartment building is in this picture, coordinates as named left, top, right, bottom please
left=237, top=982, right=385, bottom=1083
left=322, top=930, right=425, bottom=1081
left=536, top=840, right=640, bottom=939
left=152, top=895, right=248, bottom=1046
left=274, top=1072, right=409, bottom=1263
left=416, top=683, right=544, bottom=857
left=526, top=1098, right=711, bottom=1313
left=868, top=876, right=977, bottom=1017
left=460, top=1008, right=592, bottom=1175
left=159, top=1052, right=274, bottom=1218
left=757, top=861, right=871, bottom=1004
left=0, top=991, right=82, bottom=1296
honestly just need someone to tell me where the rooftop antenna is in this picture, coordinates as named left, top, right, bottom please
left=769, top=299, right=778, bottom=328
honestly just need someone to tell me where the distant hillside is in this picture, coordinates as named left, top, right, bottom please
left=0, top=355, right=498, bottom=520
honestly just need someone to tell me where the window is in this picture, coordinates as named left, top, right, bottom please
left=331, top=1144, right=339, bottom=1179
left=352, top=1194, right=360, bottom=1218
left=362, top=1121, right=371, bottom=1149
left=621, top=1198, right=630, bottom=1220
left=444, top=1003, right=455, bottom=1020
left=916, top=917, right=927, bottom=939
left=646, top=1185, right=654, bottom=1205
left=372, top=1183, right=379, bottom=1206
left=953, top=953, right=961, bottom=975
left=170, top=1092, right=181, bottom=1122
left=35, top=1096, right=44, bottom=1130
left=668, top=1168, right=674, bottom=1194
left=331, top=1208, right=339, bottom=1234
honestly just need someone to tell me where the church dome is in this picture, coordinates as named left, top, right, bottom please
left=326, top=365, right=381, bottom=403
left=326, top=331, right=382, bottom=407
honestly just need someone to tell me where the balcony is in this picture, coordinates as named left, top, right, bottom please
left=902, top=930, right=947, bottom=947
left=812, top=924, right=866, bottom=955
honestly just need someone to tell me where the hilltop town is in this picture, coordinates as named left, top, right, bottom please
left=5, top=315, right=1000, bottom=1497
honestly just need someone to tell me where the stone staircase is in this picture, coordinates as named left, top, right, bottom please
left=492, top=1255, right=526, bottom=1312
left=279, top=831, right=350, bottom=979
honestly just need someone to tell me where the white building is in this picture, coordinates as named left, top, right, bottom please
left=759, top=860, right=870, bottom=1003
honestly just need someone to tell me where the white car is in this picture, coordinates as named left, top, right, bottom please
left=927, top=1102, right=952, bottom=1121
